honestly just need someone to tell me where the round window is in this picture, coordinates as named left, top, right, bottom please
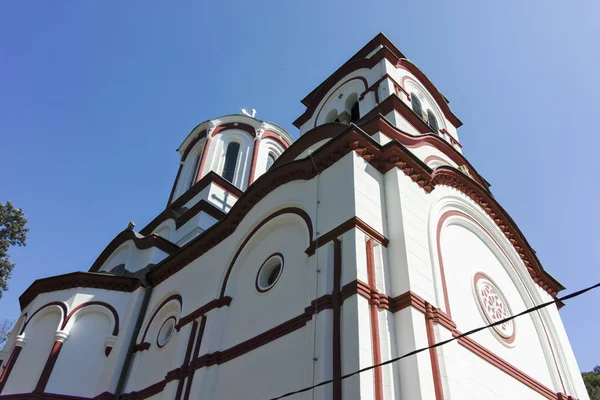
left=256, top=254, right=284, bottom=292
left=157, top=317, right=176, bottom=348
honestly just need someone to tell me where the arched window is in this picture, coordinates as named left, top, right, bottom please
left=411, top=93, right=423, bottom=119
left=427, top=110, right=439, bottom=133
left=222, top=142, right=240, bottom=183
left=188, top=153, right=202, bottom=188
left=350, top=101, right=360, bottom=123
left=266, top=152, right=277, bottom=171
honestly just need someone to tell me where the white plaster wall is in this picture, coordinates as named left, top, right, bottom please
left=2, top=310, right=61, bottom=394
left=212, top=329, right=314, bottom=400
left=173, top=138, right=207, bottom=202
left=221, top=218, right=311, bottom=347
left=46, top=312, right=110, bottom=397
left=353, top=154, right=385, bottom=235
left=386, top=111, right=421, bottom=136
left=98, top=241, right=168, bottom=274
left=252, top=137, right=285, bottom=182
left=387, top=66, right=458, bottom=140
left=298, top=65, right=385, bottom=135
left=126, top=296, right=183, bottom=393
left=444, top=343, right=549, bottom=400
left=440, top=223, right=555, bottom=388
left=205, top=130, right=254, bottom=190
left=294, top=138, right=333, bottom=161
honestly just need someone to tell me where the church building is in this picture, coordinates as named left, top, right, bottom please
left=0, top=33, right=590, bottom=400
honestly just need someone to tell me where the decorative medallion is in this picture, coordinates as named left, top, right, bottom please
left=473, top=272, right=515, bottom=344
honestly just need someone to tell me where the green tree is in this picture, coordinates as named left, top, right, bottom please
left=0, top=319, right=14, bottom=348
left=583, top=366, right=600, bottom=400
left=0, top=201, right=29, bottom=299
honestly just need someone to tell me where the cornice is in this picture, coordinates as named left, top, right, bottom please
left=19, top=272, right=142, bottom=310
left=431, top=167, right=564, bottom=295
left=168, top=171, right=243, bottom=211
left=140, top=200, right=226, bottom=237
left=295, top=34, right=461, bottom=129
left=146, top=124, right=562, bottom=297
left=88, top=229, right=179, bottom=273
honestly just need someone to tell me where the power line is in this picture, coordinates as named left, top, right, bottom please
left=269, top=280, right=600, bottom=400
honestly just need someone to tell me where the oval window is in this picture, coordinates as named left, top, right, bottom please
left=157, top=317, right=176, bottom=348
left=256, top=254, right=284, bottom=292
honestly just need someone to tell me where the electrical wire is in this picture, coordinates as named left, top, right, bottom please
left=308, top=150, right=321, bottom=400
left=269, top=280, right=600, bottom=400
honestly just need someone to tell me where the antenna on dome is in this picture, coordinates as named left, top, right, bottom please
left=241, top=108, right=257, bottom=118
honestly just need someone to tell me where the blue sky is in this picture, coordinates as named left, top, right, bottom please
left=1, top=0, right=598, bottom=372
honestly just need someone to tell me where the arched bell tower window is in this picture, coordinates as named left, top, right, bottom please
left=350, top=101, right=360, bottom=123
left=222, top=142, right=240, bottom=183
left=411, top=93, right=423, bottom=119
left=266, top=152, right=277, bottom=171
left=427, top=110, right=439, bottom=134
left=188, top=153, right=201, bottom=188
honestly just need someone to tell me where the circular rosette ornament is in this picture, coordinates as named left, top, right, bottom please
left=473, top=273, right=515, bottom=344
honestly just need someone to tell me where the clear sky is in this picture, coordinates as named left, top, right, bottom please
left=1, top=0, right=598, bottom=372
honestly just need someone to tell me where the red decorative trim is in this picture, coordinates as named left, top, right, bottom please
left=295, top=33, right=461, bottom=128
left=148, top=125, right=562, bottom=299
left=301, top=33, right=405, bottom=106
left=425, top=304, right=445, bottom=400
left=141, top=200, right=226, bottom=237
left=20, top=302, right=68, bottom=334
left=270, top=123, right=347, bottom=169
left=432, top=193, right=563, bottom=300
left=176, top=297, right=232, bottom=330
left=261, top=131, right=291, bottom=149
left=211, top=122, right=255, bottom=138
left=183, top=316, right=206, bottom=400
left=62, top=301, right=119, bottom=336
left=294, top=50, right=398, bottom=128
left=194, top=137, right=212, bottom=184
left=88, top=230, right=179, bottom=273
left=332, top=239, right=342, bottom=400
left=0, top=346, right=22, bottom=393
left=20, top=273, right=141, bottom=311
left=307, top=216, right=388, bottom=255
left=365, top=240, right=384, bottom=400
left=395, top=59, right=462, bottom=127
left=133, top=342, right=150, bottom=353
left=454, top=331, right=557, bottom=399
left=313, top=77, right=369, bottom=128
left=120, top=379, right=167, bottom=400
left=255, top=253, right=284, bottom=293
left=0, top=392, right=113, bottom=399
left=34, top=341, right=63, bottom=393
left=175, top=320, right=198, bottom=400
left=169, top=171, right=243, bottom=212
left=156, top=316, right=177, bottom=348
left=176, top=200, right=227, bottom=228
left=423, top=155, right=452, bottom=167
left=181, top=130, right=207, bottom=162
left=140, top=294, right=182, bottom=345
left=473, top=272, right=516, bottom=344
left=247, top=139, right=260, bottom=185
left=167, top=164, right=184, bottom=207
left=218, top=207, right=313, bottom=298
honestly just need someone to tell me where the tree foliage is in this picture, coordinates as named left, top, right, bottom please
left=583, top=366, right=600, bottom=400
left=0, top=201, right=29, bottom=299
left=0, top=319, right=15, bottom=348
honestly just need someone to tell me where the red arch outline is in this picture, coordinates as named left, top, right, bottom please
left=139, top=294, right=183, bottom=345
left=61, top=301, right=120, bottom=336
left=219, top=207, right=313, bottom=298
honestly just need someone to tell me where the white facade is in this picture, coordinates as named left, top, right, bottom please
left=0, top=33, right=587, bottom=400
